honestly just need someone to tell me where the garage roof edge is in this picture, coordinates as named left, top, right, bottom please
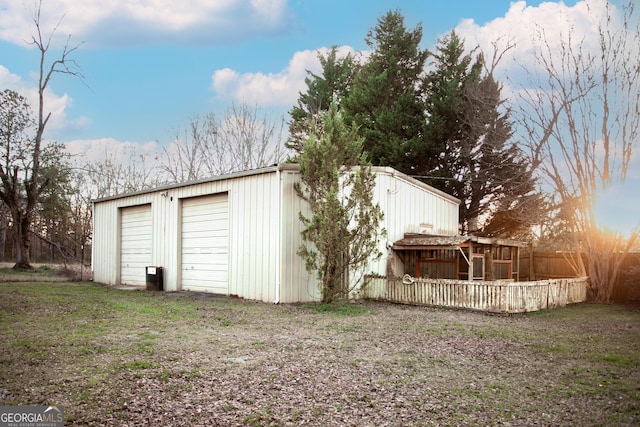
left=92, top=164, right=285, bottom=203
left=91, top=163, right=459, bottom=205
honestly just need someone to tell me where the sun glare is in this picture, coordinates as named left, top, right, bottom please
left=593, top=179, right=640, bottom=238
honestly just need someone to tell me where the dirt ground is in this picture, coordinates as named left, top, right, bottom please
left=1, top=281, right=639, bottom=426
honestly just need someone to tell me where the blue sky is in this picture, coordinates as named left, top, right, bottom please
left=0, top=0, right=580, bottom=144
left=0, top=0, right=638, bottom=236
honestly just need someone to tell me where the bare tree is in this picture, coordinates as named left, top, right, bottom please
left=159, top=103, right=286, bottom=184
left=0, top=88, right=75, bottom=267
left=0, top=89, right=34, bottom=263
left=0, top=3, right=83, bottom=269
left=83, top=147, right=159, bottom=199
left=220, top=102, right=285, bottom=172
left=66, top=170, right=94, bottom=276
left=515, top=1, right=640, bottom=302
left=159, top=112, right=227, bottom=182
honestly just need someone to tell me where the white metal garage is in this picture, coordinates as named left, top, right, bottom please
left=120, top=204, right=152, bottom=286
left=92, top=164, right=461, bottom=303
left=180, top=194, right=229, bottom=294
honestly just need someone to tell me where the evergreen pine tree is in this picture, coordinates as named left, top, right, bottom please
left=423, top=31, right=542, bottom=235
left=295, top=102, right=385, bottom=303
left=343, top=10, right=429, bottom=173
left=287, top=47, right=354, bottom=158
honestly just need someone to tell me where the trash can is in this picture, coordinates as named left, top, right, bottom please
left=145, top=266, right=164, bottom=291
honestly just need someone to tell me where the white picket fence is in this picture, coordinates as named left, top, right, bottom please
left=361, top=275, right=588, bottom=314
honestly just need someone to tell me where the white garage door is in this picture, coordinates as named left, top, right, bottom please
left=181, top=194, right=229, bottom=293
left=120, top=204, right=152, bottom=286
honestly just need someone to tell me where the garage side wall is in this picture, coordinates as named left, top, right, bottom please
left=277, top=167, right=460, bottom=301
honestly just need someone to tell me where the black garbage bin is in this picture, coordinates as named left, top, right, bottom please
left=145, top=266, right=163, bottom=291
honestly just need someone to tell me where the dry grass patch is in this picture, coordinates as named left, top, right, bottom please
left=1, top=281, right=639, bottom=426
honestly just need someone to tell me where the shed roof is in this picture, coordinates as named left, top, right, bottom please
left=392, top=233, right=528, bottom=250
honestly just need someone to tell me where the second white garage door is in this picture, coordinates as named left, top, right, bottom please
left=181, top=194, right=229, bottom=294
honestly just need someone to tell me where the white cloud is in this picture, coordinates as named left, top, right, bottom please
left=211, top=45, right=357, bottom=106
left=0, top=65, right=90, bottom=140
left=450, top=0, right=633, bottom=136
left=453, top=0, right=613, bottom=79
left=0, top=0, right=296, bottom=48
left=0, top=65, right=21, bottom=87
left=212, top=68, right=241, bottom=95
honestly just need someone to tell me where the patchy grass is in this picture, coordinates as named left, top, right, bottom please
left=302, top=301, right=372, bottom=316
left=1, top=281, right=639, bottom=426
left=0, top=263, right=87, bottom=281
left=0, top=265, right=54, bottom=277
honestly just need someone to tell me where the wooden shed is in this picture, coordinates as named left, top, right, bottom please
left=91, top=164, right=460, bottom=303
left=391, top=234, right=527, bottom=282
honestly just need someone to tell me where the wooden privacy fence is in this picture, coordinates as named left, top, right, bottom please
left=361, top=275, right=588, bottom=314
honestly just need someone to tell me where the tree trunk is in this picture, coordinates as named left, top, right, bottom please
left=0, top=202, right=7, bottom=261
left=12, top=213, right=32, bottom=270
left=322, top=259, right=340, bottom=303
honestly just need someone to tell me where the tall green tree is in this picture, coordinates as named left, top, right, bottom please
left=343, top=10, right=429, bottom=173
left=423, top=31, right=542, bottom=235
left=34, top=144, right=74, bottom=262
left=295, top=102, right=385, bottom=303
left=287, top=47, right=354, bottom=157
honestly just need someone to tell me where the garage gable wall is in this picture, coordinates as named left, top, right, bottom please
left=372, top=169, right=459, bottom=275
left=277, top=166, right=460, bottom=302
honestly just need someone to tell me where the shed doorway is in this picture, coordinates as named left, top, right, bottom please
left=180, top=193, right=229, bottom=294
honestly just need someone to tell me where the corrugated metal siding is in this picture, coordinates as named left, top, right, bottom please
left=92, top=198, right=116, bottom=284
left=277, top=167, right=459, bottom=302
left=377, top=170, right=459, bottom=243
left=278, top=170, right=319, bottom=303
left=227, top=172, right=279, bottom=301
left=93, top=194, right=161, bottom=285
